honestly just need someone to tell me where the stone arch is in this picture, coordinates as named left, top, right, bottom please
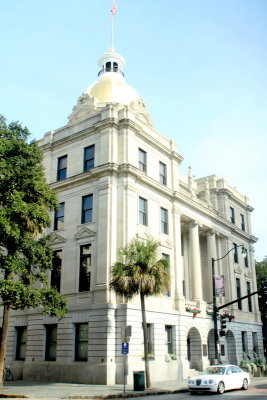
left=187, top=327, right=203, bottom=371
left=226, top=330, right=237, bottom=365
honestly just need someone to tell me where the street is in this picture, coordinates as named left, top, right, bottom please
left=128, top=382, right=267, bottom=400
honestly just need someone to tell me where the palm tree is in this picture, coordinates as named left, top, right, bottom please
left=110, top=236, right=170, bottom=388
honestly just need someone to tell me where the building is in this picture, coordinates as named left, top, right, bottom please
left=4, top=46, right=263, bottom=384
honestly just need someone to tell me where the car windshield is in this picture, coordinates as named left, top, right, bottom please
left=202, top=367, right=226, bottom=375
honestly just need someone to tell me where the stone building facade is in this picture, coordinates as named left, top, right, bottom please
left=3, top=48, right=263, bottom=384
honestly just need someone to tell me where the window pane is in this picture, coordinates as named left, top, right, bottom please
left=57, top=156, right=67, bottom=181
left=159, top=162, right=167, bottom=185
left=84, top=145, right=95, bottom=171
left=247, top=281, right=252, bottom=312
left=54, top=203, right=65, bottom=230
left=236, top=278, right=242, bottom=310
left=230, top=207, right=235, bottom=224
left=51, top=251, right=62, bottom=291
left=161, top=207, right=168, bottom=234
left=138, top=149, right=147, bottom=172
left=139, top=197, right=147, bottom=225
left=75, top=323, right=88, bottom=361
left=45, top=325, right=57, bottom=361
left=165, top=326, right=173, bottom=354
left=82, top=195, right=93, bottom=223
left=16, top=327, right=27, bottom=360
left=79, top=244, right=91, bottom=292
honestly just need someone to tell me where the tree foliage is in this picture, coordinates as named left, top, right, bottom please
left=110, top=236, right=170, bottom=388
left=0, top=115, right=67, bottom=385
left=255, top=256, right=267, bottom=323
left=0, top=115, right=67, bottom=316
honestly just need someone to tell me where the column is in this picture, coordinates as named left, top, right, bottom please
left=172, top=208, right=185, bottom=302
left=207, top=231, right=217, bottom=303
left=189, top=221, right=203, bottom=302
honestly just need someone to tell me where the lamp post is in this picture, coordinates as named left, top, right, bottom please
left=212, top=244, right=246, bottom=364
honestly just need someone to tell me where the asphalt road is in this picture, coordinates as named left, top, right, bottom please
left=128, top=382, right=267, bottom=400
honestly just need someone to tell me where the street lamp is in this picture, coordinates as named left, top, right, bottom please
left=212, top=244, right=246, bottom=364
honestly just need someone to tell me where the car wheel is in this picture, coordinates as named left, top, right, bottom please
left=242, top=378, right=248, bottom=390
left=217, top=381, right=225, bottom=394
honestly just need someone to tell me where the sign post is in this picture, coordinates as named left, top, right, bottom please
left=122, top=342, right=129, bottom=393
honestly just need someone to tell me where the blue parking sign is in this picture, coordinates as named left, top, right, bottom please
left=122, top=342, right=129, bottom=354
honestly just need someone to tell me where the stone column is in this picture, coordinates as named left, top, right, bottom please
left=189, top=221, right=203, bottom=302
left=207, top=231, right=217, bottom=303
left=172, top=208, right=185, bottom=305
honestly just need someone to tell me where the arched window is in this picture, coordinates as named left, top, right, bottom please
left=113, top=62, right=118, bottom=72
left=105, top=62, right=111, bottom=72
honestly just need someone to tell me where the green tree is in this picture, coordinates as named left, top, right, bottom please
left=255, top=256, right=267, bottom=322
left=0, top=116, right=67, bottom=387
left=110, top=236, right=170, bottom=388
left=255, top=256, right=267, bottom=358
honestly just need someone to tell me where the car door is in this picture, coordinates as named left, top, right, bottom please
left=232, top=366, right=243, bottom=388
left=225, top=366, right=236, bottom=390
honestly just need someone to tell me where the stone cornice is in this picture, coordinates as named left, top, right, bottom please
left=118, top=118, right=183, bottom=164
left=218, top=188, right=251, bottom=210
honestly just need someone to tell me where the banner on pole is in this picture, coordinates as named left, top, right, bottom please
left=215, top=275, right=225, bottom=297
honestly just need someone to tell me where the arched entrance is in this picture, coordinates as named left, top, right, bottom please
left=226, top=330, right=237, bottom=365
left=187, top=327, right=203, bottom=371
left=207, top=329, right=216, bottom=364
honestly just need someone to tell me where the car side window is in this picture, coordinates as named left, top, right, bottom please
left=232, top=366, right=240, bottom=373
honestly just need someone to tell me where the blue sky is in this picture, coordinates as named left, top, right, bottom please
left=1, top=0, right=266, bottom=260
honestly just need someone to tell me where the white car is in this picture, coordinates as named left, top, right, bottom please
left=188, top=364, right=250, bottom=394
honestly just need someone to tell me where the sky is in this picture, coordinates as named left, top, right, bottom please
left=1, top=0, right=266, bottom=260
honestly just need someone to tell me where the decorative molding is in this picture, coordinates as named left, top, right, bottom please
left=75, top=226, right=96, bottom=240
left=244, top=270, right=252, bottom=278
left=68, top=94, right=103, bottom=123
left=129, top=98, right=154, bottom=127
left=48, top=232, right=67, bottom=245
left=234, top=266, right=242, bottom=275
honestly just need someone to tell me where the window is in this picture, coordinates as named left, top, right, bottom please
left=81, top=194, right=93, bottom=224
left=230, top=207, right=235, bottom=224
left=236, top=278, right=242, bottom=310
left=139, top=197, right=147, bottom=226
left=54, top=203, right=65, bottom=230
left=244, top=248, right=249, bottom=267
left=16, top=327, right=27, bottom=360
left=165, top=325, right=174, bottom=354
left=45, top=325, right=57, bottom=361
left=79, top=244, right=91, bottom=292
left=160, top=207, right=168, bottom=234
left=75, top=323, right=88, bottom=361
left=84, top=145, right=95, bottom=171
left=240, top=213, right=246, bottom=231
left=146, top=324, right=154, bottom=355
left=57, top=155, right=67, bottom=181
left=159, top=162, right=167, bottom=185
left=241, top=331, right=248, bottom=353
left=233, top=243, right=238, bottom=263
left=162, top=253, right=170, bottom=296
left=138, top=148, right=147, bottom=172
left=51, top=250, right=62, bottom=292
left=252, top=332, right=258, bottom=353
left=247, top=281, right=252, bottom=312
left=221, top=344, right=225, bottom=357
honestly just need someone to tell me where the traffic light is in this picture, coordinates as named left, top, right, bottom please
left=220, top=314, right=227, bottom=330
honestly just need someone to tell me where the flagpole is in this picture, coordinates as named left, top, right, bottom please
left=110, top=11, right=114, bottom=50
left=110, top=0, right=117, bottom=51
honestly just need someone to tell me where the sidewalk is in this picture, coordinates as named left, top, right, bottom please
left=1, top=376, right=266, bottom=399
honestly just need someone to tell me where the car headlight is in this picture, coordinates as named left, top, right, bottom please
left=188, top=380, right=195, bottom=384
left=209, top=379, right=214, bottom=384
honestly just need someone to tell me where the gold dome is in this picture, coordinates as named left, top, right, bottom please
left=86, top=74, right=140, bottom=105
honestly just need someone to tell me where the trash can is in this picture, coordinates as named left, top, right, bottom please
left=133, top=371, right=145, bottom=391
